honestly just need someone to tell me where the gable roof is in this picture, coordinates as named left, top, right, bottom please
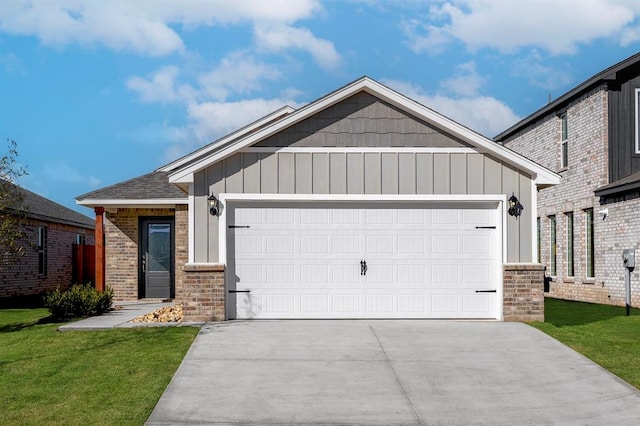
left=3, top=182, right=94, bottom=229
left=167, top=76, right=559, bottom=187
left=495, top=51, right=640, bottom=141
left=76, top=171, right=186, bottom=208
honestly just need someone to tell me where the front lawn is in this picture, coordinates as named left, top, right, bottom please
left=531, top=298, right=640, bottom=389
left=0, top=309, right=199, bottom=425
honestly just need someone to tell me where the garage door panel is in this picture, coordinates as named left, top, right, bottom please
left=365, top=209, right=394, bottom=225
left=300, top=235, right=329, bottom=254
left=431, top=235, right=459, bottom=255
left=332, top=235, right=360, bottom=254
left=332, top=294, right=361, bottom=313
left=265, top=264, right=294, bottom=284
left=300, top=294, right=329, bottom=313
left=332, top=209, right=360, bottom=225
left=396, top=264, right=425, bottom=284
left=265, top=235, right=294, bottom=254
left=332, top=264, right=360, bottom=284
left=462, top=294, right=493, bottom=314
left=366, top=294, right=394, bottom=313
left=300, top=264, right=329, bottom=284
left=397, top=294, right=426, bottom=313
left=397, top=235, right=425, bottom=254
left=430, top=294, right=459, bottom=313
left=229, top=202, right=500, bottom=319
left=300, top=209, right=329, bottom=225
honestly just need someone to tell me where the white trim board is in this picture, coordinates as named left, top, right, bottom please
left=243, top=147, right=479, bottom=154
left=76, top=198, right=187, bottom=208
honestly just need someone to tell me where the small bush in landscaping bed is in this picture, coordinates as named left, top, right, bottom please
left=43, top=284, right=113, bottom=320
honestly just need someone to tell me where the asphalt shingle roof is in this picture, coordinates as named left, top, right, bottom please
left=3, top=182, right=95, bottom=229
left=75, top=171, right=186, bottom=201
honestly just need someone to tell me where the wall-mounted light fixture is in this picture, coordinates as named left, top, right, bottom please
left=208, top=193, right=219, bottom=216
left=508, top=193, right=523, bottom=218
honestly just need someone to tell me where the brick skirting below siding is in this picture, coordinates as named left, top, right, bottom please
left=180, top=263, right=225, bottom=321
left=503, top=263, right=545, bottom=322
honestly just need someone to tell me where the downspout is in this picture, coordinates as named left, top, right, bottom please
left=94, top=206, right=105, bottom=292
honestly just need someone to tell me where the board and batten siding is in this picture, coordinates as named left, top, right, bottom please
left=193, top=150, right=533, bottom=264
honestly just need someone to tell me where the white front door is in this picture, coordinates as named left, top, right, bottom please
left=226, top=201, right=501, bottom=319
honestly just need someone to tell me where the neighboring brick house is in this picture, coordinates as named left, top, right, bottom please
left=77, top=77, right=558, bottom=321
left=0, top=183, right=95, bottom=299
left=496, top=52, right=640, bottom=308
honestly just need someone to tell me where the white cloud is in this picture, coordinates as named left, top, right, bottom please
left=254, top=24, right=341, bottom=69
left=0, top=0, right=323, bottom=56
left=440, top=61, right=485, bottom=97
left=126, top=66, right=195, bottom=104
left=43, top=163, right=102, bottom=188
left=512, top=51, right=574, bottom=91
left=198, top=52, right=282, bottom=101
left=126, top=53, right=305, bottom=159
left=384, top=79, right=520, bottom=138
left=186, top=97, right=302, bottom=142
left=404, top=0, right=640, bottom=55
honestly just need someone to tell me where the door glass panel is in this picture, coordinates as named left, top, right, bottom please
left=148, top=224, right=171, bottom=272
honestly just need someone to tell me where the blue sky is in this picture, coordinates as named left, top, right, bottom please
left=1, top=0, right=640, bottom=216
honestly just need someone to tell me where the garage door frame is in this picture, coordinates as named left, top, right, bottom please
left=219, top=193, right=507, bottom=320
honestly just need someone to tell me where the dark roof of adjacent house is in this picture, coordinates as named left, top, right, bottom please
left=495, top=51, right=640, bottom=141
left=4, top=182, right=95, bottom=229
left=75, top=171, right=187, bottom=201
left=595, top=170, right=640, bottom=197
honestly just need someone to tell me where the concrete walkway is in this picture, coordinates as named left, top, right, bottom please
left=147, top=320, right=640, bottom=425
left=58, top=301, right=203, bottom=330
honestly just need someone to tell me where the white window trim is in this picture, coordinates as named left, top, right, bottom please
left=549, top=215, right=557, bottom=277
left=635, top=88, right=640, bottom=154
left=560, top=113, right=568, bottom=168
left=585, top=208, right=595, bottom=279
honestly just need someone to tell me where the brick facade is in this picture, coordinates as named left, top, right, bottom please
left=180, top=263, right=225, bottom=321
left=0, top=217, right=94, bottom=298
left=503, top=85, right=640, bottom=307
left=503, top=263, right=544, bottom=322
left=105, top=208, right=175, bottom=301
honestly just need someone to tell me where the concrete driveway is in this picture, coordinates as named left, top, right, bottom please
left=147, top=321, right=640, bottom=425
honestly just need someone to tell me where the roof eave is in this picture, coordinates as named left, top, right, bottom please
left=496, top=52, right=640, bottom=141
left=76, top=198, right=188, bottom=209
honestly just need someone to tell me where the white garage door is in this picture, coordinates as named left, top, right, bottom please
left=226, top=201, right=501, bottom=319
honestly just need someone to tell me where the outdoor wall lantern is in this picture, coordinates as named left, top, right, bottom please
left=208, top=193, right=219, bottom=216
left=508, top=193, right=523, bottom=218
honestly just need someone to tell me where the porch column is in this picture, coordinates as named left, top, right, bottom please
left=95, top=207, right=105, bottom=292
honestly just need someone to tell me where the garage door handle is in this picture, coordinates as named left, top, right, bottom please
left=360, top=260, right=367, bottom=276
left=475, top=226, right=496, bottom=229
left=475, top=289, right=496, bottom=293
left=229, top=290, right=251, bottom=293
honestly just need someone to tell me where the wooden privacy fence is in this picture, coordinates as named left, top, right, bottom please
left=72, top=243, right=95, bottom=285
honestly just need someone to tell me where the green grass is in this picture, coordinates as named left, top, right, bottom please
left=0, top=309, right=199, bottom=425
left=531, top=298, right=640, bottom=389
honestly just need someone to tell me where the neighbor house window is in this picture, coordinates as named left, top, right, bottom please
left=560, top=113, right=568, bottom=168
left=635, top=88, right=640, bottom=154
left=38, top=226, right=48, bottom=276
left=585, top=208, right=595, bottom=278
left=76, top=234, right=85, bottom=245
left=566, top=212, right=574, bottom=277
left=549, top=215, right=557, bottom=276
left=537, top=217, right=541, bottom=263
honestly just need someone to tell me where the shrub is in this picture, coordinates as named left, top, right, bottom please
left=43, top=284, right=113, bottom=320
